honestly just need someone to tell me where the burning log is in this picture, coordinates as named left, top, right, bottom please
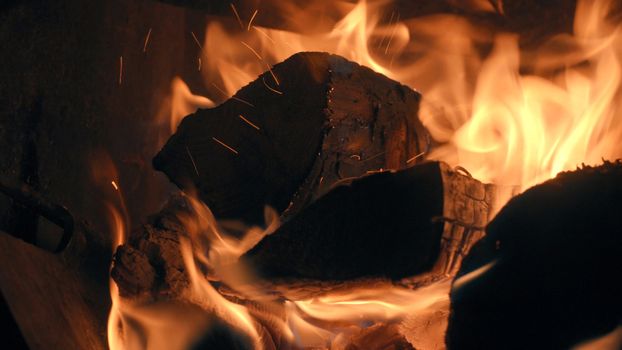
left=111, top=195, right=191, bottom=300
left=446, top=161, right=622, bottom=349
left=242, top=161, right=496, bottom=280
left=112, top=161, right=495, bottom=300
left=153, top=51, right=428, bottom=224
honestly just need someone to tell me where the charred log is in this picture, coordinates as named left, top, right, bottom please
left=447, top=160, right=622, bottom=350
left=110, top=195, right=191, bottom=300
left=153, top=52, right=427, bottom=225
left=112, top=161, right=494, bottom=298
left=242, top=161, right=496, bottom=280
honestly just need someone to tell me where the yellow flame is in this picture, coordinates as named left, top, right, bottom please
left=156, top=77, right=214, bottom=136
left=426, top=0, right=622, bottom=189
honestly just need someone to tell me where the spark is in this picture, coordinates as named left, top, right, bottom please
left=378, top=11, right=395, bottom=50
left=238, top=114, right=260, bottom=130
left=111, top=180, right=119, bottom=190
left=198, top=57, right=202, bottom=71
left=186, top=145, right=200, bottom=176
left=211, top=83, right=255, bottom=107
left=247, top=9, right=258, bottom=31
left=118, top=56, right=123, bottom=85
left=190, top=31, right=202, bottom=49
left=266, top=65, right=280, bottom=86
left=362, top=151, right=385, bottom=162
left=142, top=27, right=152, bottom=53
left=240, top=40, right=262, bottom=60
left=407, top=151, right=426, bottom=163
left=262, top=76, right=283, bottom=95
left=385, top=12, right=400, bottom=54
left=229, top=3, right=244, bottom=30
left=453, top=260, right=498, bottom=291
left=212, top=137, right=239, bottom=155
left=241, top=41, right=280, bottom=85
left=253, top=26, right=275, bottom=44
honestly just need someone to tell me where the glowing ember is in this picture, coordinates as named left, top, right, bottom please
left=142, top=28, right=152, bottom=53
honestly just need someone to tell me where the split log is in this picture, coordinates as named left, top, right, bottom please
left=153, top=52, right=427, bottom=224
left=242, top=161, right=496, bottom=280
left=447, top=160, right=622, bottom=350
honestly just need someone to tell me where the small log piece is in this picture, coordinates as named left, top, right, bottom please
left=153, top=52, right=427, bottom=224
left=110, top=195, right=191, bottom=301
left=242, top=161, right=496, bottom=280
left=447, top=160, right=622, bottom=349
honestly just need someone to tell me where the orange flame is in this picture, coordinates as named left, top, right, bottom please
left=112, top=0, right=622, bottom=348
left=179, top=0, right=622, bottom=191
left=423, top=0, right=622, bottom=190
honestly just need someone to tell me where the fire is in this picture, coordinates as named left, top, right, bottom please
left=107, top=0, right=622, bottom=348
left=158, top=77, right=214, bottom=136
left=442, top=0, right=622, bottom=189
left=109, top=192, right=452, bottom=349
left=192, top=0, right=622, bottom=191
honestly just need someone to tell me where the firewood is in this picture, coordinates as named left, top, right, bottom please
left=447, top=160, right=622, bottom=349
left=111, top=195, right=191, bottom=301
left=242, top=161, right=496, bottom=280
left=153, top=52, right=427, bottom=224
left=111, top=161, right=495, bottom=302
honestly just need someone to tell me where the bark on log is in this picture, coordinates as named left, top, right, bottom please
left=447, top=160, right=622, bottom=350
left=153, top=52, right=427, bottom=224
left=242, top=161, right=496, bottom=280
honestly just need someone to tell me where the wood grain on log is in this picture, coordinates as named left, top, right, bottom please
left=153, top=52, right=427, bottom=224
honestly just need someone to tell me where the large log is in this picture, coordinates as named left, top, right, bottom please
left=153, top=52, right=427, bottom=224
left=242, top=161, right=496, bottom=280
left=447, top=160, right=622, bottom=349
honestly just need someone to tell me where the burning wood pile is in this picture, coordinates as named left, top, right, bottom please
left=1, top=0, right=622, bottom=349
left=111, top=52, right=498, bottom=349
left=109, top=51, right=621, bottom=349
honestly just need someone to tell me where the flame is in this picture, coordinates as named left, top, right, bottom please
left=110, top=0, right=622, bottom=348
left=155, top=77, right=214, bottom=137
left=424, top=0, right=622, bottom=190
left=108, top=191, right=452, bottom=349
left=178, top=0, right=622, bottom=191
